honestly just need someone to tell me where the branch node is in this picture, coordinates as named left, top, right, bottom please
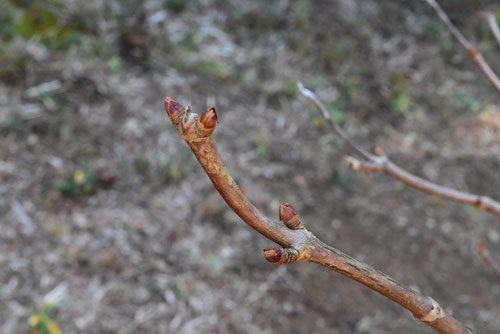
left=475, top=196, right=486, bottom=209
left=344, top=156, right=361, bottom=171
left=372, top=145, right=385, bottom=157
left=279, top=203, right=304, bottom=229
left=263, top=247, right=299, bottom=264
left=468, top=46, right=477, bottom=59
left=344, top=156, right=384, bottom=173
left=476, top=239, right=486, bottom=253
left=417, top=298, right=444, bottom=324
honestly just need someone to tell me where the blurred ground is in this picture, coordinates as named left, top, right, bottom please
left=1, top=0, right=500, bottom=333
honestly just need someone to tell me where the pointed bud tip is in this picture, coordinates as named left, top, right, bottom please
left=199, top=106, right=217, bottom=128
left=279, top=203, right=297, bottom=223
left=263, top=247, right=283, bottom=263
left=164, top=97, right=184, bottom=116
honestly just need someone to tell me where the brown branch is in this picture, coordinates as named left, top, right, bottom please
left=346, top=154, right=500, bottom=217
left=476, top=239, right=500, bottom=279
left=298, top=85, right=500, bottom=218
left=423, top=0, right=500, bottom=93
left=165, top=97, right=470, bottom=334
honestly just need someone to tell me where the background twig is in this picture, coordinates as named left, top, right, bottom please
left=484, top=12, right=500, bottom=48
left=298, top=84, right=500, bottom=218
left=423, top=0, right=500, bottom=93
left=476, top=239, right=500, bottom=279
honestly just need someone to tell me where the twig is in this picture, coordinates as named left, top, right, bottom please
left=476, top=239, right=500, bottom=278
left=482, top=12, right=500, bottom=48
left=487, top=12, right=500, bottom=48
left=296, top=83, right=376, bottom=162
left=298, top=84, right=500, bottom=218
left=165, top=97, right=470, bottom=334
left=423, top=0, right=500, bottom=93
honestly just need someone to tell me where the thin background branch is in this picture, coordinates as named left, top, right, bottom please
left=423, top=0, right=500, bottom=93
left=484, top=12, right=500, bottom=48
left=298, top=84, right=500, bottom=218
left=477, top=239, right=500, bottom=278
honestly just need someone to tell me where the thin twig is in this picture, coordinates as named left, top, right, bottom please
left=297, top=83, right=376, bottom=162
left=423, top=0, right=500, bottom=93
left=298, top=85, right=500, bottom=218
left=483, top=12, right=500, bottom=48
left=476, top=239, right=500, bottom=278
left=165, top=97, right=470, bottom=334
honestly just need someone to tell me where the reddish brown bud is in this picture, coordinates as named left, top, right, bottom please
left=199, top=106, right=217, bottom=129
left=476, top=239, right=486, bottom=253
left=264, top=247, right=299, bottom=264
left=468, top=46, right=477, bottom=59
left=279, top=203, right=303, bottom=229
left=164, top=97, right=184, bottom=116
left=279, top=203, right=296, bottom=222
left=475, top=197, right=486, bottom=209
left=263, top=247, right=283, bottom=263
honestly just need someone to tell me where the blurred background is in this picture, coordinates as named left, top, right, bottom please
left=1, top=0, right=500, bottom=333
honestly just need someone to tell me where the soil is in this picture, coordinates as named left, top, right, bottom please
left=1, top=1, right=500, bottom=333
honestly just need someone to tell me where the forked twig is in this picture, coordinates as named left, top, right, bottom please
left=165, top=97, right=470, bottom=334
left=423, top=0, right=500, bottom=93
left=297, top=84, right=500, bottom=218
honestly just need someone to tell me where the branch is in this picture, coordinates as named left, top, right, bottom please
left=165, top=97, right=470, bottom=334
left=423, top=0, right=500, bottom=94
left=298, top=84, right=500, bottom=218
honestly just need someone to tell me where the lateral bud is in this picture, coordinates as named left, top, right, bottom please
left=195, top=106, right=217, bottom=137
left=263, top=247, right=299, bottom=264
left=199, top=106, right=217, bottom=128
left=418, top=298, right=444, bottom=324
left=279, top=203, right=303, bottom=229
